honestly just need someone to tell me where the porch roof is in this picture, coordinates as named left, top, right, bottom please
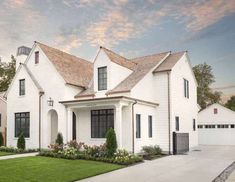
left=59, top=96, right=159, bottom=107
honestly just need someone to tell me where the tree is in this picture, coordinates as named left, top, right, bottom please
left=17, top=132, right=25, bottom=150
left=0, top=55, right=16, bottom=92
left=55, top=133, right=63, bottom=145
left=225, top=96, right=235, bottom=111
left=105, top=128, right=117, bottom=157
left=0, top=132, right=3, bottom=146
left=193, top=63, right=222, bottom=109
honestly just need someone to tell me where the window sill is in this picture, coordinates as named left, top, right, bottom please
left=18, top=95, right=26, bottom=98
left=13, top=137, right=30, bottom=140
left=90, top=138, right=106, bottom=141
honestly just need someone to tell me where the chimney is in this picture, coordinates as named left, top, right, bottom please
left=16, top=46, right=31, bottom=70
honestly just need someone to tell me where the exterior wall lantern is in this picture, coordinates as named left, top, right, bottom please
left=47, top=97, right=54, bottom=106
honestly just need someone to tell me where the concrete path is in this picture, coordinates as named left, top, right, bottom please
left=0, top=152, right=38, bottom=160
left=79, top=145, right=235, bottom=182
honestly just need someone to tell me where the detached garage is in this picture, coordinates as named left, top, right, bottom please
left=198, top=103, right=235, bottom=145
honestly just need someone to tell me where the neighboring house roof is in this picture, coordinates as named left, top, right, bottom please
left=0, top=92, right=6, bottom=102
left=153, top=51, right=186, bottom=73
left=101, top=47, right=137, bottom=70
left=106, top=52, right=170, bottom=95
left=36, top=42, right=93, bottom=88
left=199, top=103, right=235, bottom=114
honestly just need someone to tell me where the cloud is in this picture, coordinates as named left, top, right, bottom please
left=54, top=34, right=82, bottom=52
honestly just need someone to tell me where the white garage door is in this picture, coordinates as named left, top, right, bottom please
left=198, top=124, right=235, bottom=145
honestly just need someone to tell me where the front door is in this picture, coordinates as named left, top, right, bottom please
left=72, top=112, right=76, bottom=140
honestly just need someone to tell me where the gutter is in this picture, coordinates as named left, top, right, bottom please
left=39, top=91, right=44, bottom=151
left=132, top=100, right=137, bottom=153
left=167, top=71, right=171, bottom=154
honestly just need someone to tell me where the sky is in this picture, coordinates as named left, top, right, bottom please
left=0, top=0, right=235, bottom=101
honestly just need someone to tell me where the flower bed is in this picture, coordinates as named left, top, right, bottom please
left=39, top=141, right=142, bottom=165
left=0, top=146, right=38, bottom=154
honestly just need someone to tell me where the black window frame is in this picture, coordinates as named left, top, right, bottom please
left=184, top=78, right=189, bottom=98
left=193, top=119, right=196, bottom=131
left=148, top=115, right=153, bottom=138
left=0, top=113, right=1, bottom=127
left=136, top=114, right=141, bottom=138
left=91, top=109, right=114, bottom=138
left=231, top=124, right=235, bottom=128
left=19, top=79, right=25, bottom=96
left=15, top=112, right=30, bottom=138
left=198, top=125, right=203, bottom=129
left=35, top=51, right=39, bottom=64
left=98, top=66, right=107, bottom=91
left=175, top=116, right=179, bottom=131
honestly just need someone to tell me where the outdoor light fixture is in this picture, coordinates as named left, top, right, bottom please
left=47, top=97, right=54, bottom=106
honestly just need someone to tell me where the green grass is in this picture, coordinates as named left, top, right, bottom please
left=0, top=151, right=13, bottom=156
left=0, top=156, right=123, bottom=182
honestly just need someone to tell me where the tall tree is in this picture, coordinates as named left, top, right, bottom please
left=0, top=55, right=16, bottom=92
left=193, top=63, right=221, bottom=109
left=225, top=96, right=235, bottom=111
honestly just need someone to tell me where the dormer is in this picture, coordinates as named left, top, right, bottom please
left=93, top=47, right=135, bottom=96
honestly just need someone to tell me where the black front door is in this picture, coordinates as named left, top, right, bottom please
left=72, top=112, right=76, bottom=140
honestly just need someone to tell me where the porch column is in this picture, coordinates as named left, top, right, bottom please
left=67, top=108, right=73, bottom=142
left=115, top=104, right=123, bottom=149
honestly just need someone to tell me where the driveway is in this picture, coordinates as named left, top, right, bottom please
left=79, top=145, right=235, bottom=182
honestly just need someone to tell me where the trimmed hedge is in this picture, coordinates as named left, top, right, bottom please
left=0, top=146, right=38, bottom=154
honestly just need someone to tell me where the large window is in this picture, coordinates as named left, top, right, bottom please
left=35, top=51, right=39, bottom=64
left=175, top=116, right=179, bottom=131
left=91, top=109, right=114, bottom=138
left=136, top=114, right=141, bottom=138
left=98, top=66, right=107, bottom=90
left=19, top=79, right=25, bottom=96
left=184, top=79, right=189, bottom=98
left=148, top=115, right=152, bottom=138
left=15, top=112, right=30, bottom=138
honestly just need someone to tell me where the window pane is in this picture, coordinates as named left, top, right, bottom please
left=98, top=67, right=107, bottom=90
left=175, top=116, right=179, bottom=131
left=148, top=116, right=152, bottom=138
left=136, top=114, right=141, bottom=138
left=15, top=112, right=30, bottom=138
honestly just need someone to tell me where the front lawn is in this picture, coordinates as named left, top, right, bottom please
left=0, top=151, right=13, bottom=157
left=0, top=156, right=123, bottom=182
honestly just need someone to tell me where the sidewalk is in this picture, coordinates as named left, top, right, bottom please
left=0, top=152, right=38, bottom=160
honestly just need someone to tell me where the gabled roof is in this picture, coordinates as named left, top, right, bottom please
left=101, top=47, right=136, bottom=70
left=153, top=51, right=186, bottom=73
left=36, top=42, right=93, bottom=88
left=106, top=52, right=170, bottom=95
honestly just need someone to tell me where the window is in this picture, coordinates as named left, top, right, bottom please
left=19, top=79, right=25, bottom=96
left=15, top=112, right=30, bottom=138
left=98, top=66, right=107, bottom=90
left=136, top=114, right=141, bottom=138
left=148, top=115, right=152, bottom=138
left=175, top=116, right=179, bottom=131
left=0, top=113, right=1, bottom=127
left=214, top=108, right=218, bottom=114
left=231, top=124, right=235, bottom=128
left=184, top=79, right=189, bottom=98
left=91, top=109, right=114, bottom=138
left=205, top=125, right=215, bottom=129
left=35, top=51, right=39, bottom=64
left=193, top=119, right=196, bottom=131
left=198, top=125, right=203, bottom=129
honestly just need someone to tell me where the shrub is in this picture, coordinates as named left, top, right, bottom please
left=83, top=144, right=106, bottom=157
left=0, top=146, right=38, bottom=153
left=48, top=143, right=63, bottom=153
left=0, top=132, right=4, bottom=146
left=106, top=128, right=117, bottom=157
left=142, top=145, right=162, bottom=158
left=17, top=133, right=25, bottom=150
left=67, top=140, right=84, bottom=151
left=55, top=133, right=63, bottom=145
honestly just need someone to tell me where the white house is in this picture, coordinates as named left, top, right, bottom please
left=6, top=42, right=198, bottom=153
left=198, top=103, right=235, bottom=145
left=0, top=92, right=7, bottom=145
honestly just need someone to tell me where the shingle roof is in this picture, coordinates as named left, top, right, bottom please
left=106, top=52, right=170, bottom=94
left=101, top=47, right=136, bottom=70
left=37, top=42, right=93, bottom=88
left=153, top=51, right=185, bottom=73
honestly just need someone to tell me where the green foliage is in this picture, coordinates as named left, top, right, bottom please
left=193, top=63, right=222, bottom=109
left=17, top=133, right=25, bottom=150
left=0, top=55, right=16, bottom=92
left=225, top=95, right=235, bottom=111
left=0, top=146, right=38, bottom=153
left=0, top=132, right=3, bottom=146
left=141, top=145, right=163, bottom=160
left=55, top=132, right=63, bottom=145
left=105, top=128, right=117, bottom=157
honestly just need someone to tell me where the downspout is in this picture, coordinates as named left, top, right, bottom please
left=132, top=100, right=137, bottom=153
left=167, top=71, right=171, bottom=155
left=39, top=91, right=44, bottom=151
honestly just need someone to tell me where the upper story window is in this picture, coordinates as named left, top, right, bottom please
left=35, top=51, right=39, bottom=64
left=98, top=66, right=107, bottom=90
left=19, top=79, right=25, bottom=96
left=184, top=78, right=189, bottom=98
left=214, top=108, right=218, bottom=114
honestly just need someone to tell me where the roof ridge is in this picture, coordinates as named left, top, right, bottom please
left=131, top=51, right=171, bottom=61
left=101, top=46, right=131, bottom=61
left=35, top=41, right=92, bottom=65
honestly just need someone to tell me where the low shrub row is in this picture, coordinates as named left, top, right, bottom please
left=141, top=145, right=164, bottom=160
left=0, top=146, right=38, bottom=154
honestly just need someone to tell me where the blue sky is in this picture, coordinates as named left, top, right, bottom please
left=0, top=0, right=235, bottom=100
